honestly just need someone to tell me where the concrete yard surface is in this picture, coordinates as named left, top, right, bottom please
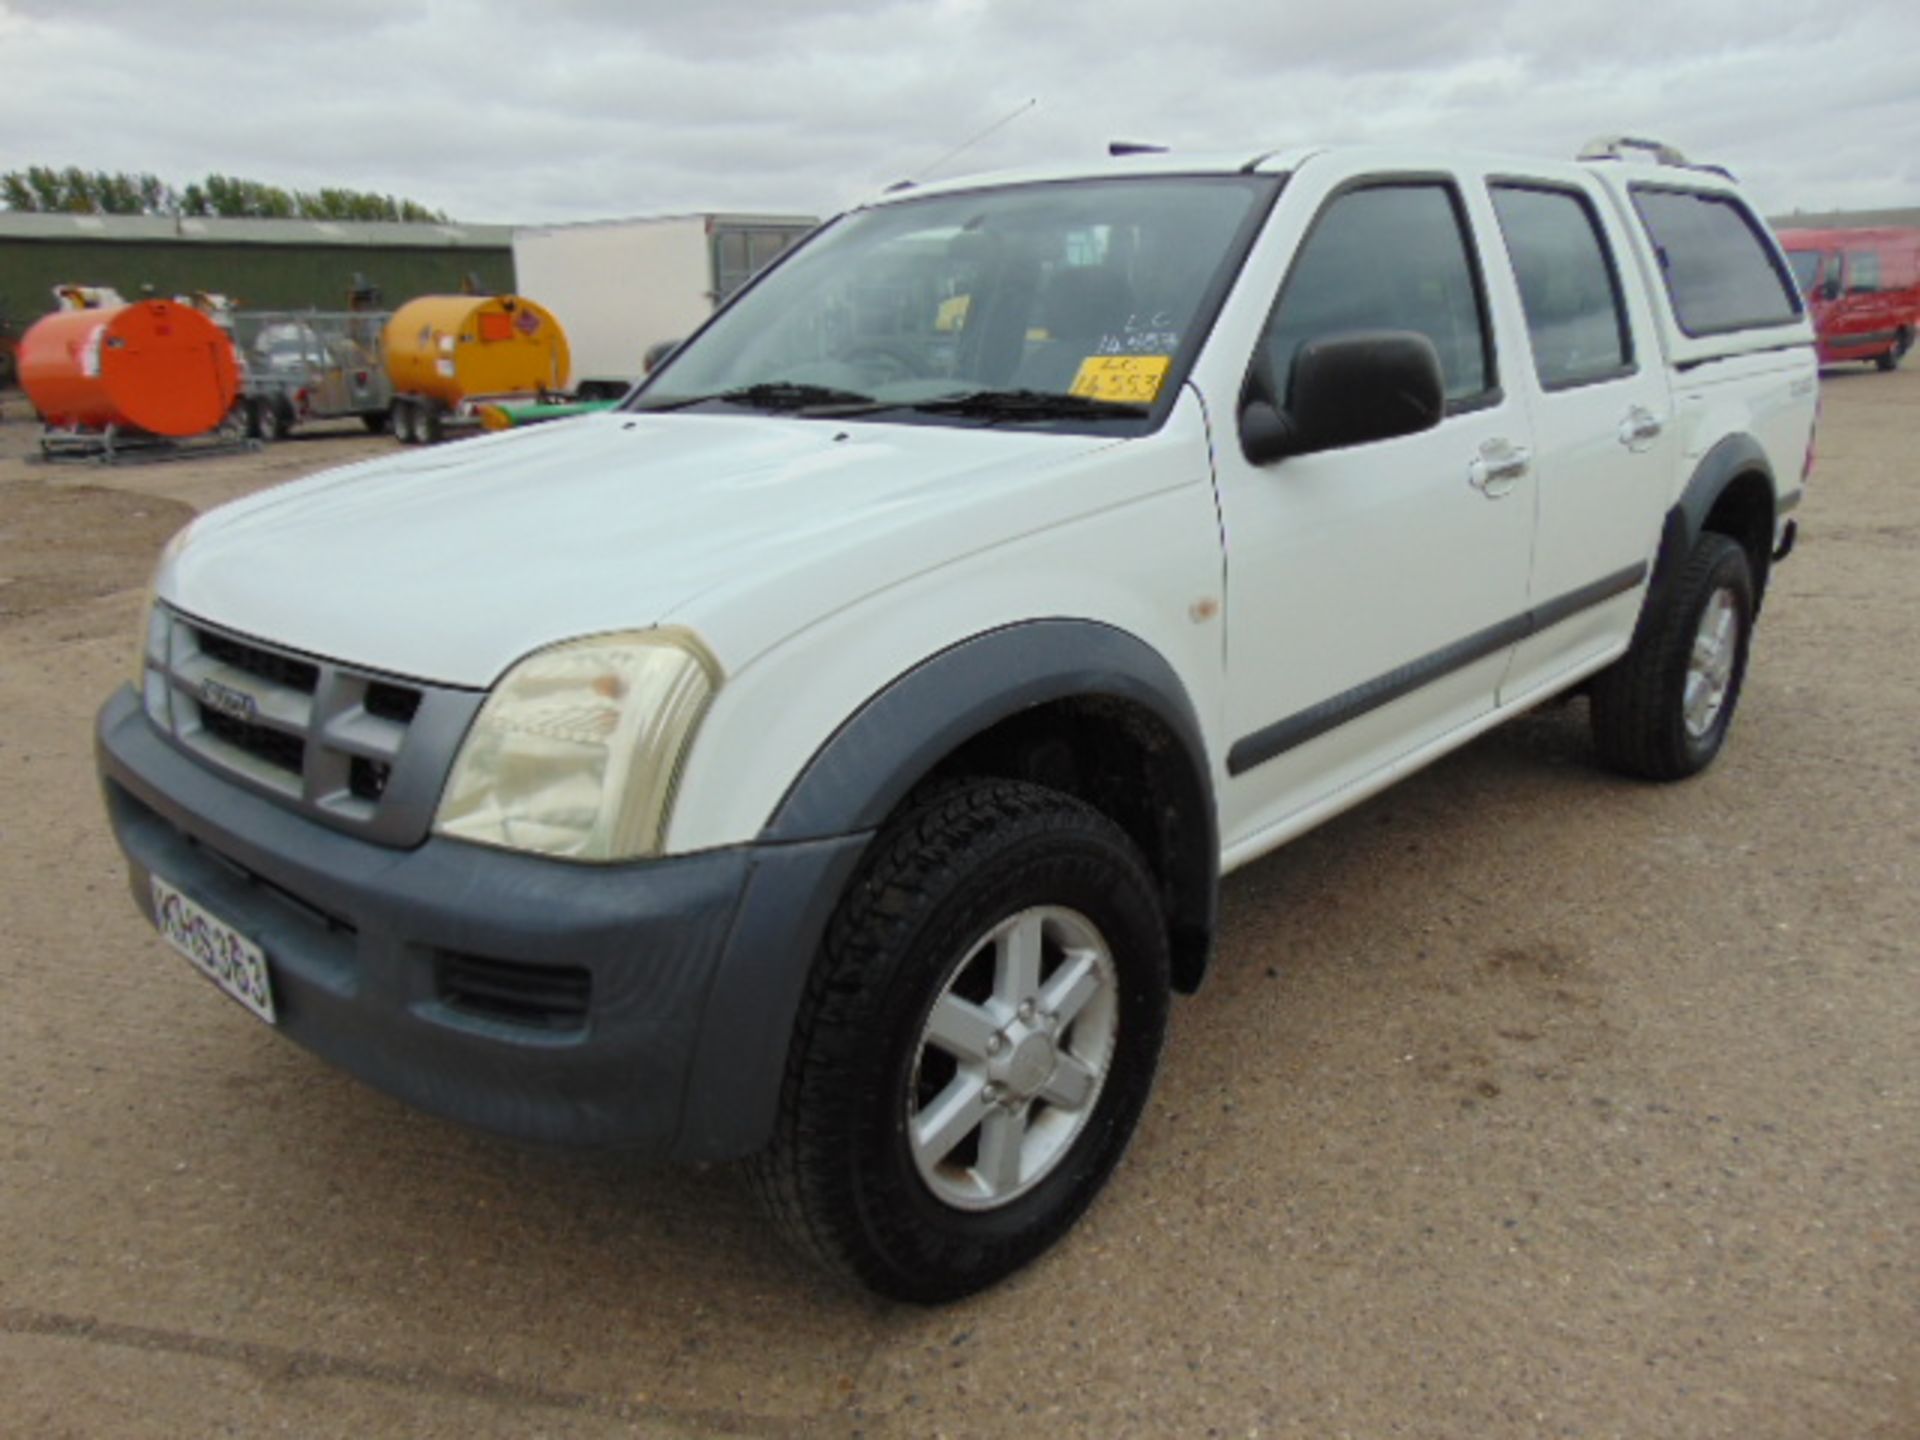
left=0, top=375, right=1914, bottom=1439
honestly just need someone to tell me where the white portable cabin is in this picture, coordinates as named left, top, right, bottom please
left=511, top=213, right=817, bottom=392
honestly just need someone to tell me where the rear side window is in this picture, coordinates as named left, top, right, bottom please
left=1262, top=182, right=1494, bottom=406
left=1491, top=184, right=1632, bottom=389
left=1631, top=187, right=1801, bottom=335
left=1845, top=250, right=1882, bottom=294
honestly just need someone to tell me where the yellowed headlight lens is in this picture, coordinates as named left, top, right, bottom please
left=433, top=629, right=720, bottom=861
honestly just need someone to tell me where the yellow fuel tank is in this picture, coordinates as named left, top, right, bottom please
left=384, top=295, right=570, bottom=408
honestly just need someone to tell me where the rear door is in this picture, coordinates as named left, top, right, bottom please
left=1482, top=174, right=1675, bottom=702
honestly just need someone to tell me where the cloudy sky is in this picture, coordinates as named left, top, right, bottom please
left=2, top=0, right=1915, bottom=225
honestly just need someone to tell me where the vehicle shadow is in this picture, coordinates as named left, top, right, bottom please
left=108, top=700, right=1661, bottom=1428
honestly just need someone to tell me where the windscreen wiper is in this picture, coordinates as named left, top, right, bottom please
left=907, top=389, right=1150, bottom=421
left=631, top=381, right=880, bottom=413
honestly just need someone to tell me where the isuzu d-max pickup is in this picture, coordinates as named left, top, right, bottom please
left=100, top=136, right=1817, bottom=1300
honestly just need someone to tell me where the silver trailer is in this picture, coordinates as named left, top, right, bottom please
left=231, top=310, right=393, bottom=439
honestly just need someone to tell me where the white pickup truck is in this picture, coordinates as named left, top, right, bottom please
left=101, top=137, right=1816, bottom=1301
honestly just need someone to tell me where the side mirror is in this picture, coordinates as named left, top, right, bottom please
left=1821, top=278, right=1842, bottom=302
left=1240, top=330, right=1446, bottom=466
left=643, top=339, right=681, bottom=374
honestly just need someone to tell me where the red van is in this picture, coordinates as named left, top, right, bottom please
left=1776, top=227, right=1920, bottom=370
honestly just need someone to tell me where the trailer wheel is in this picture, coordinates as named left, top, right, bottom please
left=257, top=398, right=291, bottom=443
left=419, top=402, right=445, bottom=445
left=391, top=398, right=417, bottom=444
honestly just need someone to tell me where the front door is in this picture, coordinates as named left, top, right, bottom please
left=1213, top=176, right=1536, bottom=854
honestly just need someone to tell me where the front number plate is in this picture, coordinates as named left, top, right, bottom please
left=150, top=876, right=277, bottom=1024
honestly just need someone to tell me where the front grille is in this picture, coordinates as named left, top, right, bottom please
left=436, top=952, right=592, bottom=1031
left=364, top=682, right=421, bottom=724
left=144, top=605, right=485, bottom=847
left=349, top=755, right=392, bottom=801
left=195, top=626, right=320, bottom=694
left=200, top=705, right=306, bottom=776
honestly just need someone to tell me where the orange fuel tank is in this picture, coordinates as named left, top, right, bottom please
left=19, top=301, right=239, bottom=437
left=384, top=295, right=570, bottom=407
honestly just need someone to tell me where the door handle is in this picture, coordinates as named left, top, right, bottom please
left=1619, top=406, right=1664, bottom=450
left=1468, top=441, right=1530, bottom=498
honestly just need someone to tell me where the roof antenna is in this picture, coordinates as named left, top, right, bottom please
left=1109, top=141, right=1168, bottom=157
left=887, top=98, right=1038, bottom=191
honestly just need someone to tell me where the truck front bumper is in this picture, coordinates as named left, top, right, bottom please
left=96, top=687, right=870, bottom=1159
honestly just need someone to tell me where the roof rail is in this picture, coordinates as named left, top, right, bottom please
left=1578, top=135, right=1691, bottom=166
left=1577, top=134, right=1737, bottom=182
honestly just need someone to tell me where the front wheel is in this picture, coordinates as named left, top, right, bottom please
left=747, top=779, right=1170, bottom=1302
left=1590, top=532, right=1755, bottom=780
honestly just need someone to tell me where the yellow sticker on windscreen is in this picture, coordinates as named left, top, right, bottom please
left=936, top=294, right=971, bottom=332
left=1069, top=355, right=1172, bottom=404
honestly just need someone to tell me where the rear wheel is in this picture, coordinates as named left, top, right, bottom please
left=747, top=779, right=1170, bottom=1303
left=391, top=398, right=417, bottom=444
left=1590, top=532, right=1755, bottom=780
left=1877, top=327, right=1911, bottom=372
left=418, top=401, right=445, bottom=444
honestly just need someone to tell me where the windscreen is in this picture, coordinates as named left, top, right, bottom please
left=632, top=176, right=1272, bottom=427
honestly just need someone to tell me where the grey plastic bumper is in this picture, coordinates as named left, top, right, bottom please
left=96, top=687, right=870, bottom=1159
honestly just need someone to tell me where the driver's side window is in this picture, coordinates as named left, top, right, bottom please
left=1261, top=182, right=1495, bottom=408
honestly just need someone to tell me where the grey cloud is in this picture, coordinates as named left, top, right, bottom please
left=1, top=0, right=1916, bottom=223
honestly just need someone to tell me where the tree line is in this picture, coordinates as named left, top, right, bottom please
left=0, top=166, right=449, bottom=223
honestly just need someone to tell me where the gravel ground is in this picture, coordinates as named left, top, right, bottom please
left=0, top=375, right=1913, bottom=1439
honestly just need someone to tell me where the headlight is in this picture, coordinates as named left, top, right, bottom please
left=137, top=598, right=172, bottom=727
left=433, top=629, right=720, bottom=861
left=135, top=525, right=192, bottom=689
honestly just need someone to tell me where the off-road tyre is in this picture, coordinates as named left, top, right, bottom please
left=1591, top=532, right=1755, bottom=781
left=746, top=778, right=1170, bottom=1303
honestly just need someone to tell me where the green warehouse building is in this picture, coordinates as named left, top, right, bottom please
left=0, top=211, right=514, bottom=346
